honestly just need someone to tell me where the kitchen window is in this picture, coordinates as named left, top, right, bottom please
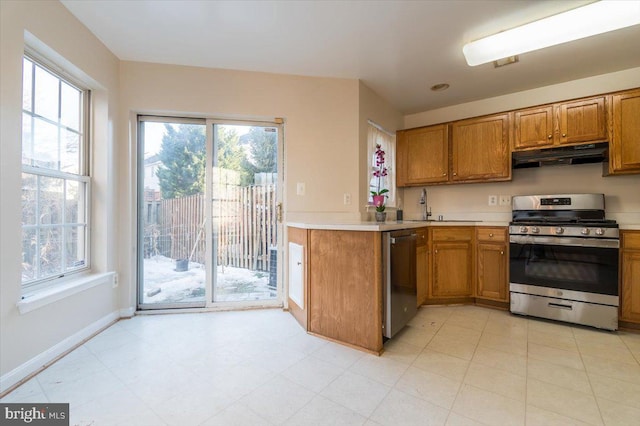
left=21, top=54, right=90, bottom=289
left=368, top=121, right=396, bottom=207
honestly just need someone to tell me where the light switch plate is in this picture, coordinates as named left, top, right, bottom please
left=488, top=195, right=498, bottom=206
left=499, top=195, right=511, bottom=206
left=296, top=182, right=305, bottom=196
left=343, top=193, right=351, bottom=205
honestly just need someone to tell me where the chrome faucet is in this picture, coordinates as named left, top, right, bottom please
left=419, top=188, right=432, bottom=220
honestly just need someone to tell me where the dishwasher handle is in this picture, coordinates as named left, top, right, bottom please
left=390, top=233, right=417, bottom=244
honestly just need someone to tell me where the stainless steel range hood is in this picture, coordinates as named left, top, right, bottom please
left=512, top=142, right=609, bottom=169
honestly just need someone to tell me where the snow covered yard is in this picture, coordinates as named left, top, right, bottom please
left=143, top=255, right=275, bottom=303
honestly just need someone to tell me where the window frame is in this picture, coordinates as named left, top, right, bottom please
left=367, top=121, right=396, bottom=208
left=21, top=53, right=92, bottom=291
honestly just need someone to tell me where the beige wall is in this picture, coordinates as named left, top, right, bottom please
left=401, top=69, right=640, bottom=223
left=0, top=1, right=120, bottom=380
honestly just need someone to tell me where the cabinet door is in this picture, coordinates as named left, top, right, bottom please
left=431, top=241, right=473, bottom=298
left=610, top=89, right=640, bottom=174
left=621, top=250, right=640, bottom=323
left=514, top=106, right=554, bottom=150
left=397, top=125, right=448, bottom=186
left=558, top=97, right=606, bottom=145
left=476, top=242, right=508, bottom=301
left=451, top=113, right=511, bottom=182
left=416, top=245, right=428, bottom=306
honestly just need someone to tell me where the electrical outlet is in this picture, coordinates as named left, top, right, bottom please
left=499, top=195, right=511, bottom=206
left=112, top=273, right=119, bottom=288
left=488, top=195, right=498, bottom=206
left=343, top=193, right=351, bottom=205
left=296, top=182, right=305, bottom=196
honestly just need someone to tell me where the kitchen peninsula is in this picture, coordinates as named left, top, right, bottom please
left=287, top=220, right=506, bottom=354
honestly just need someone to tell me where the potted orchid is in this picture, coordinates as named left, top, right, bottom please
left=371, top=144, right=389, bottom=222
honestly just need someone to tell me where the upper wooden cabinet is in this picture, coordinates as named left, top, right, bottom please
left=560, top=97, right=607, bottom=145
left=451, top=113, right=511, bottom=182
left=513, top=96, right=606, bottom=150
left=609, top=89, right=640, bottom=174
left=513, top=106, right=554, bottom=150
left=397, top=88, right=638, bottom=185
left=397, top=125, right=448, bottom=186
left=397, top=114, right=511, bottom=187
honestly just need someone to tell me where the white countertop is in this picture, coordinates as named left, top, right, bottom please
left=287, top=220, right=509, bottom=232
left=620, top=224, right=640, bottom=230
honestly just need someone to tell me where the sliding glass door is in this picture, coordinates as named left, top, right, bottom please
left=210, top=123, right=280, bottom=303
left=138, top=117, right=207, bottom=308
left=137, top=116, right=282, bottom=309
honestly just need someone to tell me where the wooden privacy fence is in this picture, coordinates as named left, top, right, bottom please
left=144, top=185, right=277, bottom=272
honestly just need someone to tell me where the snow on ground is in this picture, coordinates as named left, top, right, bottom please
left=142, top=255, right=275, bottom=304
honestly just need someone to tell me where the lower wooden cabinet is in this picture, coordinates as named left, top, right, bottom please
left=476, top=227, right=508, bottom=302
left=307, top=229, right=383, bottom=353
left=620, top=230, right=640, bottom=324
left=287, top=227, right=308, bottom=330
left=416, top=228, right=428, bottom=306
left=429, top=227, right=474, bottom=300
left=420, top=226, right=509, bottom=307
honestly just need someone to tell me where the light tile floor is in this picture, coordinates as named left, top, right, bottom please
left=2, top=305, right=640, bottom=425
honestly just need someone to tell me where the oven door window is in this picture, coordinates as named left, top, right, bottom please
left=509, top=243, right=619, bottom=295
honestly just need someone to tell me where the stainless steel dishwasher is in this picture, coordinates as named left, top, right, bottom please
left=383, top=230, right=418, bottom=338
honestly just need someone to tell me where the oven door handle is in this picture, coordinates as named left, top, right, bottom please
left=509, top=235, right=619, bottom=249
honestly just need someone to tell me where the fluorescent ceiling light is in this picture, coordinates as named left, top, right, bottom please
left=463, top=0, right=640, bottom=66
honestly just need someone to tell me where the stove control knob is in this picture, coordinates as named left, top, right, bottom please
left=595, top=228, right=605, bottom=236
left=555, top=227, right=564, bottom=235
left=531, top=226, right=540, bottom=234
left=519, top=226, right=528, bottom=233
left=581, top=228, right=590, bottom=235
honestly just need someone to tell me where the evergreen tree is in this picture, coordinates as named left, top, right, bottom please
left=156, top=124, right=206, bottom=199
left=247, top=127, right=277, bottom=173
left=216, top=127, right=254, bottom=186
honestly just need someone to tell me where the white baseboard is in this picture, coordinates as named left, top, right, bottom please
left=0, top=310, right=121, bottom=395
left=119, top=306, right=135, bottom=318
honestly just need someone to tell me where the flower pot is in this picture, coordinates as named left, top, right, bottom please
left=375, top=212, right=387, bottom=223
left=372, top=195, right=385, bottom=208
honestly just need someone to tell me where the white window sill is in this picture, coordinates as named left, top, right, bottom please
left=17, top=272, right=115, bottom=314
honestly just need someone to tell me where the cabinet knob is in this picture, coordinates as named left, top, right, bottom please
left=435, top=249, right=438, bottom=254
left=489, top=233, right=494, bottom=237
left=443, top=173, right=447, bottom=176
left=452, top=172, right=457, bottom=176
left=547, top=135, right=552, bottom=139
left=562, top=133, right=567, bottom=137
left=500, top=251, right=504, bottom=255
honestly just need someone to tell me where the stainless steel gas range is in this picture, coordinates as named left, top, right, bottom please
left=509, top=194, right=619, bottom=330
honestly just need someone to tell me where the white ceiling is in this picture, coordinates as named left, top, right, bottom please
left=60, top=0, right=640, bottom=114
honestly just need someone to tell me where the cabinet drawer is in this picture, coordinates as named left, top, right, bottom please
left=432, top=227, right=473, bottom=242
left=476, top=227, right=507, bottom=243
left=622, top=231, right=640, bottom=249
left=415, top=228, right=428, bottom=247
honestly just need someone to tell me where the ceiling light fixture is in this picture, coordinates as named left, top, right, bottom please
left=430, top=83, right=450, bottom=92
left=462, top=0, right=640, bottom=66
